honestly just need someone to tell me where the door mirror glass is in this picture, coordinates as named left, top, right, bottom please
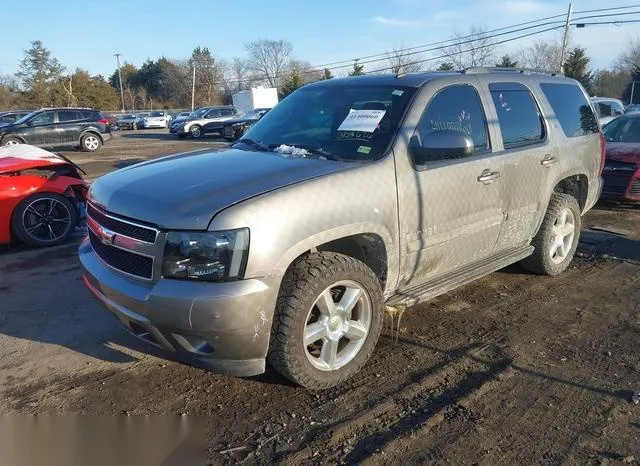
left=410, top=130, right=474, bottom=163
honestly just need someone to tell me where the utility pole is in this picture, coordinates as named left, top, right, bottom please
left=559, top=2, right=573, bottom=74
left=631, top=81, right=637, bottom=105
left=191, top=66, right=196, bottom=111
left=114, top=53, right=125, bottom=112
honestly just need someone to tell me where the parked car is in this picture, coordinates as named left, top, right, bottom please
left=169, top=111, right=191, bottom=124
left=104, top=114, right=119, bottom=131
left=0, top=144, right=88, bottom=247
left=219, top=108, right=272, bottom=141
left=600, top=114, right=640, bottom=201
left=142, top=111, right=168, bottom=129
left=0, top=110, right=32, bottom=127
left=0, top=108, right=112, bottom=152
left=169, top=106, right=241, bottom=138
left=117, top=113, right=146, bottom=130
left=590, top=97, right=625, bottom=126
left=168, top=108, right=208, bottom=132
left=80, top=69, right=603, bottom=389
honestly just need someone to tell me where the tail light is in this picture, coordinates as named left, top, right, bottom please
left=598, top=132, right=606, bottom=176
left=97, top=118, right=110, bottom=125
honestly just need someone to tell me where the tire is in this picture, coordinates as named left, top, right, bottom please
left=11, top=192, right=77, bottom=247
left=189, top=125, right=203, bottom=139
left=521, top=193, right=581, bottom=276
left=132, top=122, right=138, bottom=130
left=80, top=133, right=102, bottom=152
left=2, top=137, right=23, bottom=147
left=267, top=252, right=384, bottom=389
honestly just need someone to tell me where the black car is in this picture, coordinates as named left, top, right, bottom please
left=220, top=108, right=272, bottom=141
left=0, top=108, right=112, bottom=152
left=0, top=110, right=32, bottom=127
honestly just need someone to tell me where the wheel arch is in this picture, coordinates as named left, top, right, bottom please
left=80, top=129, right=104, bottom=143
left=533, top=171, right=590, bottom=236
left=1, top=134, right=27, bottom=145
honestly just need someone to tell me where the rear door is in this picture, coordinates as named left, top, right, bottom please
left=56, top=110, right=84, bottom=144
left=479, top=81, right=554, bottom=251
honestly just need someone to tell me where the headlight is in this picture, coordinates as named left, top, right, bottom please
left=162, top=229, right=249, bottom=281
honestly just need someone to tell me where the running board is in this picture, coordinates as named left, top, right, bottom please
left=386, top=245, right=534, bottom=307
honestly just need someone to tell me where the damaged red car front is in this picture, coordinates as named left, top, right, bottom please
left=0, top=144, right=88, bottom=247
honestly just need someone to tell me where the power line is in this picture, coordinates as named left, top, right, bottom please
left=576, top=19, right=640, bottom=26
left=572, top=10, right=640, bottom=22
left=572, top=4, right=640, bottom=14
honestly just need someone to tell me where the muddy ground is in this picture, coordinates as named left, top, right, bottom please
left=1, top=130, right=639, bottom=465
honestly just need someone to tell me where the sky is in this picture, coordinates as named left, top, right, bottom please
left=2, top=0, right=640, bottom=79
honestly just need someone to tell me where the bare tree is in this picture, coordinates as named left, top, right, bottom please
left=244, top=39, right=293, bottom=89
left=615, top=36, right=640, bottom=71
left=386, top=45, right=424, bottom=73
left=442, top=25, right=498, bottom=69
left=516, top=32, right=571, bottom=72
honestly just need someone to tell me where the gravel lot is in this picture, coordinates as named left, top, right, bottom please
left=1, top=129, right=639, bottom=465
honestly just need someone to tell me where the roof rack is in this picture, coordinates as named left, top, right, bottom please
left=462, top=67, right=562, bottom=77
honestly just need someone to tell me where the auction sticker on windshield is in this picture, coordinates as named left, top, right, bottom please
left=337, top=109, right=386, bottom=133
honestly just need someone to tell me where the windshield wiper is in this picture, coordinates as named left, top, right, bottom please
left=233, top=138, right=269, bottom=151
left=270, top=143, right=342, bottom=161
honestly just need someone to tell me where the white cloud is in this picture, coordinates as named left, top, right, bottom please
left=370, top=16, right=429, bottom=27
left=502, top=1, right=547, bottom=15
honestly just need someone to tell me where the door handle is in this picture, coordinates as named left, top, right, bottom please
left=477, top=170, right=501, bottom=183
left=541, top=154, right=558, bottom=166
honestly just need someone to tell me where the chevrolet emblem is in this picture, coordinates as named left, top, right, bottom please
left=97, top=225, right=116, bottom=245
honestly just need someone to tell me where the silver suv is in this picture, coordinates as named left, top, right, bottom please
left=168, top=105, right=241, bottom=138
left=80, top=68, right=604, bottom=389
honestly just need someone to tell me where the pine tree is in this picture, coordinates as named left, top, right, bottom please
left=496, top=55, right=518, bottom=68
left=349, top=60, right=364, bottom=76
left=563, top=47, right=594, bottom=94
left=436, top=62, right=454, bottom=71
left=17, top=40, right=64, bottom=107
left=321, top=68, right=333, bottom=80
left=280, top=69, right=304, bottom=99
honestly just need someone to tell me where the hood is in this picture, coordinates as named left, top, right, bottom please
left=0, top=144, right=70, bottom=173
left=605, top=142, right=640, bottom=164
left=88, top=148, right=351, bottom=230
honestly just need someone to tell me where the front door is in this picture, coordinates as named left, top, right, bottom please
left=397, top=83, right=505, bottom=290
left=24, top=111, right=57, bottom=146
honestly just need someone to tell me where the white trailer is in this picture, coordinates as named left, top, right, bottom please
left=232, top=88, right=279, bottom=113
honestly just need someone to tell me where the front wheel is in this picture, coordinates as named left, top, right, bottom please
left=11, top=193, right=77, bottom=247
left=521, top=193, right=581, bottom=276
left=189, top=125, right=203, bottom=139
left=268, top=252, right=384, bottom=389
left=2, top=137, right=22, bottom=146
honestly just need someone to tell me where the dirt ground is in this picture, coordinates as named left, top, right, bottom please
left=1, top=130, right=639, bottom=465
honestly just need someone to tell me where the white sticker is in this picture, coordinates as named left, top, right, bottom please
left=337, top=109, right=386, bottom=133
left=392, top=89, right=404, bottom=96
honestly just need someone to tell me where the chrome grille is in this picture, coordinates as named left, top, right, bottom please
left=87, top=203, right=157, bottom=243
left=89, top=231, right=153, bottom=279
left=86, top=203, right=158, bottom=280
left=631, top=179, right=640, bottom=195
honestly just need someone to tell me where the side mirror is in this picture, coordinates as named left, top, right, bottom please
left=26, top=120, right=34, bottom=127
left=410, top=130, right=474, bottom=164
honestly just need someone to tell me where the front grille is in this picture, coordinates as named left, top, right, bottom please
left=87, top=204, right=157, bottom=243
left=631, top=179, right=640, bottom=195
left=89, top=230, right=153, bottom=279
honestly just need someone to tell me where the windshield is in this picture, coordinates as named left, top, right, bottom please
left=239, top=84, right=416, bottom=161
left=603, top=116, right=640, bottom=143
left=13, top=110, right=39, bottom=126
left=150, top=111, right=164, bottom=117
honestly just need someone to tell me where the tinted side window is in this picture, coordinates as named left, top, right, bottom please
left=413, top=84, right=489, bottom=161
left=489, top=83, right=545, bottom=149
left=541, top=83, right=599, bottom=137
left=30, top=111, right=54, bottom=125
left=597, top=102, right=612, bottom=118
left=221, top=109, right=233, bottom=116
left=0, top=114, right=16, bottom=124
left=58, top=110, right=81, bottom=122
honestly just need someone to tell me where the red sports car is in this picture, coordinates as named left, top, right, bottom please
left=601, top=113, right=640, bottom=201
left=0, top=144, right=88, bottom=247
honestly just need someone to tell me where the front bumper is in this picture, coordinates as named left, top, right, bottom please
left=601, top=170, right=640, bottom=201
left=79, top=238, right=281, bottom=377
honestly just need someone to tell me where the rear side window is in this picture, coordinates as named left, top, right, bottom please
left=221, top=109, right=234, bottom=116
left=541, top=83, right=599, bottom=137
left=58, top=110, right=82, bottom=122
left=489, top=82, right=545, bottom=149
left=414, top=84, right=490, bottom=159
left=597, top=102, right=612, bottom=118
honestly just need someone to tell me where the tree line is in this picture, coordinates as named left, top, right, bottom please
left=2, top=30, right=640, bottom=112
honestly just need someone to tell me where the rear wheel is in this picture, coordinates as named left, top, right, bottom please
left=2, top=137, right=22, bottom=146
left=11, top=193, right=77, bottom=247
left=268, top=252, right=384, bottom=389
left=81, top=133, right=102, bottom=152
left=521, top=193, right=581, bottom=276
